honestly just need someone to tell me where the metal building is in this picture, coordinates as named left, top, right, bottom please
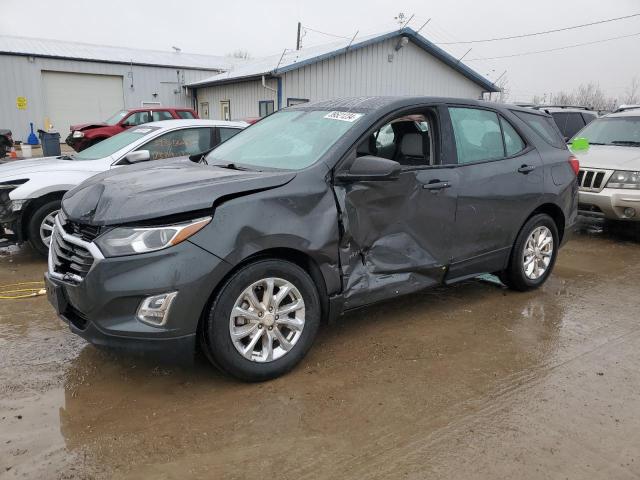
left=0, top=35, right=240, bottom=141
left=188, top=27, right=500, bottom=121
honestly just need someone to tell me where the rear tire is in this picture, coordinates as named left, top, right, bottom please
left=202, top=259, right=321, bottom=382
left=27, top=200, right=61, bottom=257
left=500, top=213, right=559, bottom=292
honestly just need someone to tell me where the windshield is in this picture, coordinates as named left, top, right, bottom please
left=572, top=116, right=640, bottom=145
left=206, top=110, right=365, bottom=170
left=105, top=110, right=128, bottom=126
left=72, top=127, right=160, bottom=161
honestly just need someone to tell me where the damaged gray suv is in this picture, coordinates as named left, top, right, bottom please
left=45, top=97, right=578, bottom=381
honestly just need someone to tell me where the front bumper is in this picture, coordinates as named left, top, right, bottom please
left=578, top=188, right=640, bottom=221
left=45, top=236, right=232, bottom=358
left=65, top=133, right=90, bottom=152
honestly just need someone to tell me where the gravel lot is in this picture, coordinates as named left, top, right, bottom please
left=1, top=221, right=639, bottom=479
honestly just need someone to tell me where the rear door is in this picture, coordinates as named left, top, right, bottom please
left=446, top=105, right=543, bottom=281
left=334, top=106, right=459, bottom=309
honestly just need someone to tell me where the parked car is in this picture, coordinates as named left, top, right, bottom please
left=0, top=129, right=13, bottom=159
left=533, top=106, right=599, bottom=142
left=570, top=108, right=640, bottom=223
left=0, top=119, right=246, bottom=255
left=66, top=107, right=199, bottom=152
left=45, top=97, right=578, bottom=381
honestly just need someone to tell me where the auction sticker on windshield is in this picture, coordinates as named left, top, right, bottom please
left=324, top=111, right=363, bottom=122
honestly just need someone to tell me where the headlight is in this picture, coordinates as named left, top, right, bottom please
left=0, top=179, right=28, bottom=190
left=95, top=217, right=211, bottom=257
left=72, top=131, right=84, bottom=138
left=607, top=171, right=640, bottom=189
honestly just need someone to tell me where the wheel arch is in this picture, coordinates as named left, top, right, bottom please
left=21, top=191, right=66, bottom=240
left=528, top=202, right=566, bottom=243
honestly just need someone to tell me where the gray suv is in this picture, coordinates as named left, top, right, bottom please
left=533, top=106, right=599, bottom=141
left=45, top=97, right=578, bottom=381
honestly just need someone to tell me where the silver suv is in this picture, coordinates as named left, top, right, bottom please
left=570, top=108, right=640, bottom=222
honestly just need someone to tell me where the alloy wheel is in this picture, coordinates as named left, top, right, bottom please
left=40, top=210, right=59, bottom=247
left=229, top=277, right=306, bottom=363
left=522, top=226, right=554, bottom=280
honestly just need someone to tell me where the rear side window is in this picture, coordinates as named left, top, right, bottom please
left=512, top=110, right=565, bottom=148
left=177, top=110, right=196, bottom=119
left=218, top=127, right=241, bottom=143
left=152, top=111, right=173, bottom=121
left=449, top=107, right=504, bottom=163
left=500, top=118, right=526, bottom=156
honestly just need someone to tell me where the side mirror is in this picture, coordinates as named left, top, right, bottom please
left=335, top=155, right=401, bottom=183
left=123, top=150, right=151, bottom=164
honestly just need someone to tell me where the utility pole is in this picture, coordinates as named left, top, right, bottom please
left=296, top=22, right=302, bottom=50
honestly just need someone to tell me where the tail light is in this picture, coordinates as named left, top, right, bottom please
left=568, top=156, right=580, bottom=176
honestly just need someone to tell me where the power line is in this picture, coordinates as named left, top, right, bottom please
left=466, top=31, right=640, bottom=61
left=437, top=13, right=640, bottom=44
left=302, top=26, right=351, bottom=40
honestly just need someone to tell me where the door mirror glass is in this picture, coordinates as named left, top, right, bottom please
left=336, top=155, right=401, bottom=183
left=123, top=150, right=151, bottom=164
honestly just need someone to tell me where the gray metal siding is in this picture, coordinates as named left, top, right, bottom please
left=281, top=38, right=484, bottom=103
left=195, top=78, right=277, bottom=120
left=0, top=54, right=217, bottom=141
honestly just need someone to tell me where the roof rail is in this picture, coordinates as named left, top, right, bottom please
left=532, top=105, right=593, bottom=111
left=615, top=104, right=640, bottom=112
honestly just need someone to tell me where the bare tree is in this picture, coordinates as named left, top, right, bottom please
left=227, top=49, right=252, bottom=60
left=533, top=83, right=617, bottom=111
left=623, top=77, right=640, bottom=105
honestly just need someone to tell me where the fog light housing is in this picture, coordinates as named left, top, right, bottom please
left=624, top=207, right=636, bottom=218
left=137, top=291, right=178, bottom=326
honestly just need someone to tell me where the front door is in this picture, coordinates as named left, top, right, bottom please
left=333, top=109, right=458, bottom=309
left=446, top=105, right=543, bottom=280
left=220, top=100, right=231, bottom=121
left=200, top=102, right=210, bottom=119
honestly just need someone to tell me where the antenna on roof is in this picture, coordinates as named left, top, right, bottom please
left=400, top=13, right=414, bottom=29
left=457, top=48, right=472, bottom=63
left=274, top=48, right=288, bottom=73
left=171, top=46, right=181, bottom=53
left=415, top=18, right=431, bottom=34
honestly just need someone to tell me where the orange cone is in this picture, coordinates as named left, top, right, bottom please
left=9, top=147, right=17, bottom=158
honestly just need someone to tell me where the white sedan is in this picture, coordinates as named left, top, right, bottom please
left=0, top=119, right=247, bottom=255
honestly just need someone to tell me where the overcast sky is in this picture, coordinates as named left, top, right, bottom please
left=1, top=0, right=639, bottom=102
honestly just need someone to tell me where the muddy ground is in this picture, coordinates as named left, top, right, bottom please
left=1, top=222, right=639, bottom=479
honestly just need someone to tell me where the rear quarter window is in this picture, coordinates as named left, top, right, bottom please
left=177, top=111, right=196, bottom=119
left=512, top=110, right=566, bottom=148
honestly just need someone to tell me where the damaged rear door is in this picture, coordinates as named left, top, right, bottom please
left=333, top=106, right=459, bottom=309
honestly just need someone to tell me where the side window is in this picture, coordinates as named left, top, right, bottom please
left=449, top=107, right=504, bottom=164
left=551, top=112, right=585, bottom=139
left=139, top=128, right=214, bottom=160
left=124, top=111, right=151, bottom=126
left=500, top=117, right=526, bottom=156
left=259, top=101, right=274, bottom=118
left=356, top=113, right=433, bottom=167
left=177, top=110, right=196, bottom=119
left=218, top=127, right=241, bottom=144
left=152, top=111, right=173, bottom=121
left=512, top=110, right=565, bottom=148
left=581, top=112, right=597, bottom=125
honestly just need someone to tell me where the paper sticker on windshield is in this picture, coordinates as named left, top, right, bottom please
left=324, top=111, right=363, bottom=122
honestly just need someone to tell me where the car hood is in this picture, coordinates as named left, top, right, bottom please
left=0, top=157, right=105, bottom=180
left=70, top=122, right=107, bottom=131
left=571, top=145, right=640, bottom=170
left=62, top=159, right=296, bottom=226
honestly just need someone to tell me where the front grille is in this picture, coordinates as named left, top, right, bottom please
left=63, top=221, right=101, bottom=242
left=50, top=227, right=95, bottom=281
left=577, top=168, right=609, bottom=192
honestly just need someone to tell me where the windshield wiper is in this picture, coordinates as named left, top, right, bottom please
left=611, top=140, right=640, bottom=146
left=58, top=154, right=75, bottom=160
left=214, top=162, right=254, bottom=171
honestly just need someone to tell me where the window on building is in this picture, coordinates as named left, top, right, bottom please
left=177, top=110, right=196, bottom=119
left=259, top=100, right=275, bottom=118
left=151, top=111, right=174, bottom=121
left=138, top=127, right=214, bottom=160
left=287, top=98, right=309, bottom=107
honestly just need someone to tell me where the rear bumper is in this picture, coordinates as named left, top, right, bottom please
left=578, top=188, right=640, bottom=221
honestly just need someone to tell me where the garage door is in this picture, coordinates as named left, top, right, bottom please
left=42, top=71, right=124, bottom=136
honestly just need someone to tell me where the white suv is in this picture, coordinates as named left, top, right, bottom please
left=570, top=108, right=640, bottom=222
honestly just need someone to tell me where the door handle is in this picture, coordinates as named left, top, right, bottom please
left=422, top=180, right=451, bottom=190
left=517, top=164, right=536, bottom=174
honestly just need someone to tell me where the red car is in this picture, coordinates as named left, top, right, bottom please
left=66, top=107, right=199, bottom=152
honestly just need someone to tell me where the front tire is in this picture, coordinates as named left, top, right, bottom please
left=202, top=259, right=321, bottom=382
left=27, top=200, right=61, bottom=257
left=500, top=213, right=559, bottom=291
